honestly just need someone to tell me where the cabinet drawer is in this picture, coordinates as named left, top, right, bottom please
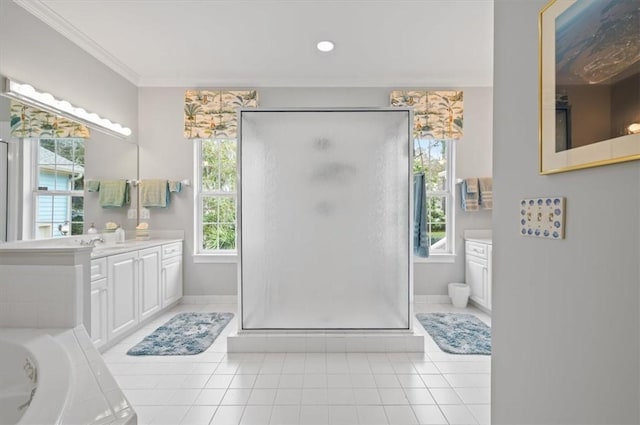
left=90, top=258, right=107, bottom=281
left=465, top=241, right=488, bottom=259
left=162, top=242, right=182, bottom=259
left=91, top=276, right=107, bottom=291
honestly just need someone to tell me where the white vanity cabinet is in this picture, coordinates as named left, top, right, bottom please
left=465, top=239, right=492, bottom=312
left=89, top=240, right=182, bottom=350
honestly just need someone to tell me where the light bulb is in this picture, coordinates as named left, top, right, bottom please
left=40, top=93, right=55, bottom=105
left=57, top=100, right=73, bottom=113
left=317, top=40, right=335, bottom=52
left=74, top=108, right=89, bottom=120
left=627, top=123, right=640, bottom=134
left=19, top=84, right=36, bottom=96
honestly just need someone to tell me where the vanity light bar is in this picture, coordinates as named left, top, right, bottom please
left=2, top=78, right=132, bottom=139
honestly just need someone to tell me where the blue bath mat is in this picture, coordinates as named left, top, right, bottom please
left=127, top=312, right=234, bottom=356
left=416, top=313, right=491, bottom=355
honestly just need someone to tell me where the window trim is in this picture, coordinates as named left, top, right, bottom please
left=418, top=138, right=456, bottom=257
left=28, top=138, right=85, bottom=240
left=194, top=139, right=239, bottom=257
left=194, top=138, right=455, bottom=261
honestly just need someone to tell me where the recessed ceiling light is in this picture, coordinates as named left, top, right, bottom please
left=317, top=41, right=334, bottom=52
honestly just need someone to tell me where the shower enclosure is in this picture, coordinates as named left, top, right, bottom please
left=238, top=108, right=413, bottom=331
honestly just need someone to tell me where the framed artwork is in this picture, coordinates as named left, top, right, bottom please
left=539, top=0, right=640, bottom=174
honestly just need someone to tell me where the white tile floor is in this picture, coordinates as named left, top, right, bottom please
left=102, top=303, right=491, bottom=425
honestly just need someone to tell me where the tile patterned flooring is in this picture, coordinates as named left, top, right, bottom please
left=102, top=303, right=491, bottom=425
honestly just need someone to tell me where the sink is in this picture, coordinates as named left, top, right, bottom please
left=90, top=240, right=151, bottom=257
left=90, top=243, right=127, bottom=257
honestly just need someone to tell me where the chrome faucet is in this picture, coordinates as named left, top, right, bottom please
left=80, top=236, right=104, bottom=247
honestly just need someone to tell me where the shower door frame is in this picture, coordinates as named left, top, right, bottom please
left=236, top=107, right=414, bottom=332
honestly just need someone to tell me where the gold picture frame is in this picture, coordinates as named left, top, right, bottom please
left=539, top=0, right=640, bottom=174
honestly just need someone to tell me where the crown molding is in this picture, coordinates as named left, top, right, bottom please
left=14, top=0, right=140, bottom=86
left=138, top=76, right=494, bottom=88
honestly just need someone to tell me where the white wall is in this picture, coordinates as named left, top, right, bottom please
left=138, top=86, right=493, bottom=296
left=0, top=0, right=139, bottom=234
left=493, top=1, right=640, bottom=423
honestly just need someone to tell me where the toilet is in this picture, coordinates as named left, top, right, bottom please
left=448, top=283, right=471, bottom=308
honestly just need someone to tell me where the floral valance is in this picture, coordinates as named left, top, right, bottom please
left=390, top=90, right=463, bottom=140
left=10, top=100, right=91, bottom=138
left=184, top=90, right=258, bottom=139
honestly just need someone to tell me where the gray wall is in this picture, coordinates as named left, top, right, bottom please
left=0, top=0, right=139, bottom=234
left=493, top=1, right=640, bottom=424
left=138, top=87, right=493, bottom=296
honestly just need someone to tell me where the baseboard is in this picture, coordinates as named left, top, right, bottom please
left=469, top=299, right=492, bottom=315
left=182, top=295, right=449, bottom=305
left=414, top=295, right=451, bottom=304
left=181, top=295, right=238, bottom=304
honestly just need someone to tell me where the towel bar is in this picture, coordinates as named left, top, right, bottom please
left=126, top=179, right=191, bottom=187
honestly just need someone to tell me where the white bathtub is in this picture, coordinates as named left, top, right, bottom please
left=0, top=331, right=71, bottom=425
left=0, top=328, right=136, bottom=425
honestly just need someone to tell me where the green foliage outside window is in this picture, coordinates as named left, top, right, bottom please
left=414, top=139, right=449, bottom=249
left=201, top=140, right=237, bottom=251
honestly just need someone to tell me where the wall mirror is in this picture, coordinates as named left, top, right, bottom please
left=0, top=92, right=138, bottom=241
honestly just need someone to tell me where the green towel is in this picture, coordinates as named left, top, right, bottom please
left=86, top=180, right=100, bottom=192
left=99, top=180, right=129, bottom=208
left=168, top=180, right=182, bottom=193
left=140, top=179, right=169, bottom=208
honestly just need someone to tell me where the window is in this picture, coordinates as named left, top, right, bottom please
left=414, top=138, right=455, bottom=255
left=194, top=136, right=453, bottom=258
left=33, top=138, right=84, bottom=239
left=195, top=139, right=237, bottom=254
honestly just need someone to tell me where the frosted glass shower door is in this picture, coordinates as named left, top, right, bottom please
left=240, top=109, right=411, bottom=330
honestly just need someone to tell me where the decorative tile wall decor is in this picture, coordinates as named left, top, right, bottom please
left=10, top=100, right=91, bottom=138
left=390, top=90, right=463, bottom=140
left=184, top=90, right=258, bottom=139
left=520, top=197, right=565, bottom=239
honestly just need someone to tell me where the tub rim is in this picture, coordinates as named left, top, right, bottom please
left=0, top=330, right=72, bottom=425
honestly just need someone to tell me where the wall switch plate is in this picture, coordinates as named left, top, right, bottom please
left=140, top=208, right=150, bottom=219
left=520, top=197, right=565, bottom=239
left=127, top=209, right=137, bottom=219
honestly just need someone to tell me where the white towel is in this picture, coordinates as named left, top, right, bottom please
left=479, top=177, right=493, bottom=210
left=465, top=177, right=478, bottom=194
left=461, top=178, right=479, bottom=212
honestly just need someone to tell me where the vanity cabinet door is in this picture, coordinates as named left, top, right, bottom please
left=162, top=256, right=183, bottom=307
left=139, top=246, right=162, bottom=321
left=466, top=256, right=488, bottom=307
left=90, top=277, right=108, bottom=348
left=107, top=251, right=139, bottom=340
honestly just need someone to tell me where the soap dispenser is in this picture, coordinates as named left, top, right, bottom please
left=87, top=223, right=97, bottom=235
left=115, top=225, right=125, bottom=244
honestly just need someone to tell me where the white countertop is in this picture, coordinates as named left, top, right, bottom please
left=463, top=229, right=492, bottom=245
left=90, top=238, right=182, bottom=258
left=465, top=237, right=492, bottom=245
left=0, top=231, right=184, bottom=257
